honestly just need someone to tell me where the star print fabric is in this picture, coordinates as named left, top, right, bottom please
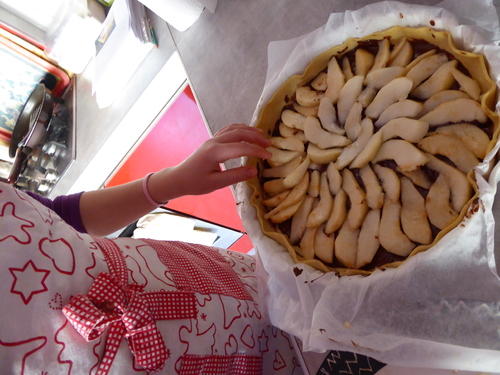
left=0, top=182, right=302, bottom=375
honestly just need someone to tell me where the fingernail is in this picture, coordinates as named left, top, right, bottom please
left=247, top=168, right=257, bottom=177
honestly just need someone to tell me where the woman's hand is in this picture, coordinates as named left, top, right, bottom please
left=148, top=123, right=272, bottom=201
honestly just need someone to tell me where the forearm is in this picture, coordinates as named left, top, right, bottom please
left=79, top=124, right=271, bottom=237
left=79, top=169, right=178, bottom=237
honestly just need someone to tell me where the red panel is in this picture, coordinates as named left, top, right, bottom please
left=106, top=86, right=252, bottom=252
left=229, top=235, right=254, bottom=253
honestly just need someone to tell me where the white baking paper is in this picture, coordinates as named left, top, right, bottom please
left=235, top=0, right=500, bottom=372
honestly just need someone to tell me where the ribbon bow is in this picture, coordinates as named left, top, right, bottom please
left=63, top=272, right=196, bottom=374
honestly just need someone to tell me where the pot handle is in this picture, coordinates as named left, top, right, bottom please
left=7, top=148, right=30, bottom=185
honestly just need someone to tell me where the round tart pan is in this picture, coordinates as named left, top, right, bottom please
left=246, top=26, right=500, bottom=276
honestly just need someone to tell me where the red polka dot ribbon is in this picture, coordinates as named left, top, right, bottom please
left=63, top=272, right=196, bottom=374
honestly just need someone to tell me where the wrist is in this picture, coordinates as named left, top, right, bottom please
left=142, top=172, right=169, bottom=207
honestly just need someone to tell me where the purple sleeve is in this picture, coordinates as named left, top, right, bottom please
left=26, top=191, right=87, bottom=233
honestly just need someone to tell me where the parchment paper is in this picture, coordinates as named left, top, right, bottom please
left=234, top=0, right=500, bottom=371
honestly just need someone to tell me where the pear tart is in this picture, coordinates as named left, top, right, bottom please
left=247, top=26, right=499, bottom=276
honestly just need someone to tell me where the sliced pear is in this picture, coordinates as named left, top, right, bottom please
left=349, top=131, right=384, bottom=169
left=344, top=101, right=363, bottom=141
left=325, top=188, right=347, bottom=234
left=267, top=146, right=304, bottom=167
left=418, top=133, right=479, bottom=174
left=290, top=196, right=316, bottom=244
left=283, top=156, right=311, bottom=188
left=402, top=49, right=437, bottom=74
left=355, top=48, right=375, bottom=76
left=371, top=139, right=429, bottom=172
left=373, top=164, right=400, bottom=202
left=406, top=53, right=448, bottom=88
left=263, top=177, right=288, bottom=196
left=311, top=71, right=328, bottom=91
left=342, top=169, right=369, bottom=230
left=318, top=97, right=345, bottom=135
left=342, top=56, right=354, bottom=80
left=296, top=86, right=325, bottom=107
left=308, top=169, right=321, bottom=197
left=279, top=123, right=307, bottom=142
left=419, top=90, right=471, bottom=117
left=369, top=39, right=391, bottom=72
left=451, top=68, right=481, bottom=101
left=268, top=200, right=302, bottom=224
left=396, top=168, right=432, bottom=190
left=359, top=164, right=384, bottom=209
left=424, top=153, right=473, bottom=213
left=364, top=66, right=405, bottom=89
left=300, top=225, right=318, bottom=260
left=325, top=56, right=345, bottom=104
left=309, top=162, right=322, bottom=171
left=400, top=177, right=432, bottom=244
left=315, top=224, right=335, bottom=264
left=335, top=117, right=374, bottom=169
left=281, top=109, right=307, bottom=130
left=425, top=174, right=459, bottom=230
left=365, top=77, right=413, bottom=119
left=270, top=136, right=305, bottom=152
left=337, top=75, right=364, bottom=125
left=419, top=98, right=488, bottom=126
left=434, top=123, right=490, bottom=159
left=380, top=118, right=429, bottom=143
left=411, top=60, right=458, bottom=100
left=262, top=190, right=290, bottom=208
left=304, top=116, right=351, bottom=149
left=327, top=162, right=342, bottom=195
left=389, top=37, right=407, bottom=60
left=307, top=172, right=334, bottom=227
left=389, top=38, right=413, bottom=67
left=293, top=103, right=319, bottom=118
left=375, top=100, right=424, bottom=127
left=335, top=220, right=360, bottom=269
left=307, top=143, right=342, bottom=164
left=263, top=155, right=302, bottom=178
left=356, top=208, right=381, bottom=268
left=379, top=198, right=416, bottom=257
left=358, top=86, right=378, bottom=108
left=265, top=172, right=309, bottom=219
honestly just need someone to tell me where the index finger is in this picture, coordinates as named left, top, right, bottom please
left=213, top=126, right=271, bottom=148
left=214, top=124, right=265, bottom=137
left=211, top=142, right=272, bottom=164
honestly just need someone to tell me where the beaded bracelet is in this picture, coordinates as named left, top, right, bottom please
left=142, top=172, right=169, bottom=207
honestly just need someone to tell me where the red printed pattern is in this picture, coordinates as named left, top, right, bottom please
left=180, top=354, right=262, bottom=375
left=94, top=238, right=128, bottom=284
left=143, top=239, right=252, bottom=301
left=0, top=184, right=301, bottom=375
left=63, top=271, right=198, bottom=374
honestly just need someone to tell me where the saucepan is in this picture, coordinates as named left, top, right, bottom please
left=7, top=83, right=54, bottom=184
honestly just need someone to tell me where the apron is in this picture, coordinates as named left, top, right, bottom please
left=0, top=182, right=302, bottom=374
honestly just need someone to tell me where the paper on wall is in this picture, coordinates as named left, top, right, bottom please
left=92, top=0, right=154, bottom=108
left=137, top=0, right=218, bottom=32
left=235, top=0, right=500, bottom=372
